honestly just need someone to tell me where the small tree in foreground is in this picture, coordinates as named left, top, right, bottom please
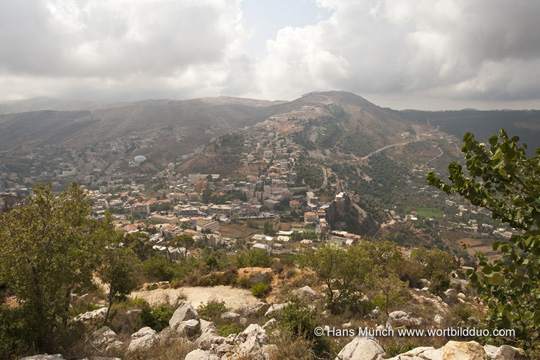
left=427, top=130, right=540, bottom=350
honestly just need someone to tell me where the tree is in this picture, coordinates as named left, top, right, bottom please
left=299, top=244, right=373, bottom=314
left=411, top=246, right=456, bottom=279
left=98, top=214, right=140, bottom=323
left=0, top=183, right=104, bottom=350
left=170, top=234, right=195, bottom=259
left=428, top=130, right=540, bottom=350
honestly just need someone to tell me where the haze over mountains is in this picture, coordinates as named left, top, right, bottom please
left=2, top=91, right=539, bottom=158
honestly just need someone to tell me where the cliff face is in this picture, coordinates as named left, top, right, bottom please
left=326, top=192, right=380, bottom=236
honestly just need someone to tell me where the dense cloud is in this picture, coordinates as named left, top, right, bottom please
left=0, top=0, right=539, bottom=109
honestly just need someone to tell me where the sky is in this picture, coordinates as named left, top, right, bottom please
left=0, top=0, right=539, bottom=110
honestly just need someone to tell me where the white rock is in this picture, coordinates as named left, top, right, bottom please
left=335, top=337, right=385, bottom=360
left=493, top=345, right=528, bottom=360
left=442, top=341, right=487, bottom=360
left=185, top=349, right=220, bottom=360
left=176, top=318, right=201, bottom=339
left=169, top=301, right=199, bottom=331
left=127, top=327, right=160, bottom=353
left=244, top=302, right=267, bottom=316
left=73, top=307, right=108, bottom=322
left=457, top=292, right=467, bottom=299
left=262, top=318, right=277, bottom=329
left=387, top=311, right=422, bottom=327
left=434, top=314, right=443, bottom=325
left=291, top=286, right=318, bottom=300
left=264, top=303, right=288, bottom=317
left=221, top=311, right=240, bottom=320
left=91, top=326, right=118, bottom=349
left=20, top=355, right=64, bottom=360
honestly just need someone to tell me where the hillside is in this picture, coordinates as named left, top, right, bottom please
left=0, top=97, right=283, bottom=165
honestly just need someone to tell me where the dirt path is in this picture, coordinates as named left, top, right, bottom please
left=130, top=285, right=260, bottom=311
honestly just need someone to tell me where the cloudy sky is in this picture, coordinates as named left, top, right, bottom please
left=0, top=0, right=539, bottom=110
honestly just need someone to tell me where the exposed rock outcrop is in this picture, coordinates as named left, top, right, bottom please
left=127, top=327, right=160, bottom=353
left=335, top=337, right=385, bottom=360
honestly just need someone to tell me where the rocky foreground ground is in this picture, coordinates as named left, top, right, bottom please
left=21, top=298, right=528, bottom=360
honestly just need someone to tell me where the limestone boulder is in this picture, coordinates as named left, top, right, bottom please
left=291, top=286, right=319, bottom=300
left=184, top=349, right=220, bottom=360
left=335, top=337, right=385, bottom=360
left=386, top=310, right=422, bottom=327
left=442, top=341, right=487, bottom=360
left=127, top=327, right=160, bottom=353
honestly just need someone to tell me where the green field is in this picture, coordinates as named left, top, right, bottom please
left=416, top=207, right=444, bottom=219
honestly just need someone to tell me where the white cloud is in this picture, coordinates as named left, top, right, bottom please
left=252, top=0, right=540, bottom=107
left=0, top=0, right=539, bottom=109
left=0, top=0, right=249, bottom=100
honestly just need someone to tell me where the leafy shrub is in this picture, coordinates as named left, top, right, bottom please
left=197, top=300, right=228, bottom=322
left=142, top=255, right=177, bottom=281
left=251, top=283, right=270, bottom=298
left=140, top=303, right=175, bottom=331
left=278, top=300, right=334, bottom=358
left=238, top=276, right=251, bottom=289
left=218, top=323, right=242, bottom=337
left=236, top=248, right=272, bottom=268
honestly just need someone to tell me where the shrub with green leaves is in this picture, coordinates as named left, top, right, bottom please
left=278, top=300, right=333, bottom=358
left=428, top=130, right=540, bottom=351
left=140, top=303, right=175, bottom=331
left=236, top=248, right=273, bottom=268
left=251, top=283, right=270, bottom=298
left=197, top=300, right=228, bottom=322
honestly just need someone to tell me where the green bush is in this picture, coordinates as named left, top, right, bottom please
left=142, top=255, right=177, bottom=281
left=238, top=276, right=251, bottom=289
left=251, top=283, right=270, bottom=298
left=218, top=323, right=243, bottom=337
left=236, top=248, right=272, bottom=268
left=140, top=303, right=175, bottom=331
left=278, top=300, right=334, bottom=358
left=197, top=300, right=228, bottom=322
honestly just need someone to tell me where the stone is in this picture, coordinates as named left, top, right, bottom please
left=484, top=344, right=499, bottom=359
left=343, top=322, right=353, bottom=328
left=90, top=326, right=118, bottom=350
left=221, top=311, right=240, bottom=320
left=262, top=318, right=277, bottom=329
left=494, top=345, right=528, bottom=360
left=291, top=286, right=319, bottom=300
left=444, top=288, right=458, bottom=298
left=184, top=349, right=220, bottom=360
left=20, top=355, right=64, bottom=360
left=244, top=302, right=267, bottom=316
left=368, top=307, right=381, bottom=319
left=387, top=311, right=422, bottom=327
left=442, top=341, right=487, bottom=360
left=176, top=318, right=201, bottom=339
left=169, top=301, right=200, bottom=331
left=127, top=327, right=160, bottom=353
left=457, top=293, right=467, bottom=300
left=264, top=303, right=288, bottom=317
left=74, top=307, right=108, bottom=322
left=335, top=337, right=385, bottom=360
left=197, top=319, right=222, bottom=349
left=434, top=314, right=443, bottom=325
left=387, top=346, right=443, bottom=360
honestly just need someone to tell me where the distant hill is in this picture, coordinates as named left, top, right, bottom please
left=0, top=97, right=283, bottom=164
left=402, top=109, right=540, bottom=152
